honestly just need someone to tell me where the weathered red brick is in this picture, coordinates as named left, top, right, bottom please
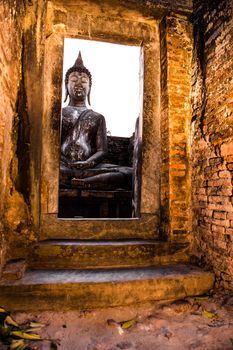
left=221, top=142, right=233, bottom=156
left=201, top=208, right=213, bottom=217
left=217, top=187, right=233, bottom=196
left=208, top=178, right=232, bottom=187
left=208, top=196, right=231, bottom=205
left=209, top=157, right=223, bottom=165
left=197, top=195, right=208, bottom=202
left=211, top=225, right=226, bottom=234
left=209, top=218, right=230, bottom=227
left=219, top=170, right=231, bottom=178
left=207, top=187, right=218, bottom=196
left=195, top=188, right=206, bottom=195
left=213, top=211, right=226, bottom=220
left=208, top=203, right=233, bottom=212
left=227, top=213, right=233, bottom=220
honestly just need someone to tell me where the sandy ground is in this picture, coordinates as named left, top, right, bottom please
left=1, top=292, right=233, bottom=350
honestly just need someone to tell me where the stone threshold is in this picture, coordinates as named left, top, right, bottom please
left=0, top=265, right=215, bottom=311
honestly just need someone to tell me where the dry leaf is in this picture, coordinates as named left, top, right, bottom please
left=11, top=330, right=42, bottom=340
left=5, top=315, right=19, bottom=327
left=9, top=339, right=27, bottom=350
left=29, top=322, right=45, bottom=328
left=120, top=319, right=136, bottom=329
left=203, top=310, right=218, bottom=319
left=194, top=296, right=209, bottom=301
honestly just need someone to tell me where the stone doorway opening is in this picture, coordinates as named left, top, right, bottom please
left=58, top=39, right=143, bottom=219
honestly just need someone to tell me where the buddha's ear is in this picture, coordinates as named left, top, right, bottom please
left=87, top=87, right=91, bottom=106
left=64, top=86, right=68, bottom=102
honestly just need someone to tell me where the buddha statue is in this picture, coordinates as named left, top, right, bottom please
left=59, top=52, right=132, bottom=190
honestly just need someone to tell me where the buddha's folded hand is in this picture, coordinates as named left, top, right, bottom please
left=69, top=160, right=93, bottom=169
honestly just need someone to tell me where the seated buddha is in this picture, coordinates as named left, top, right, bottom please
left=59, top=52, right=132, bottom=191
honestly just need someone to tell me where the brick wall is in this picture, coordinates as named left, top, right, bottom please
left=191, top=0, right=233, bottom=288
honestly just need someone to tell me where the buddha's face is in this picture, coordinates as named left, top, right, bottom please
left=67, top=71, right=90, bottom=100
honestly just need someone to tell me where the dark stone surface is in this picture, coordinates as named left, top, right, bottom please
left=107, top=136, right=132, bottom=166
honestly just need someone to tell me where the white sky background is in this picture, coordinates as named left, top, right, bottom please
left=62, top=38, right=141, bottom=137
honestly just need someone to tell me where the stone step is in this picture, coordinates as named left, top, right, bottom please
left=0, top=265, right=214, bottom=311
left=29, top=240, right=190, bottom=269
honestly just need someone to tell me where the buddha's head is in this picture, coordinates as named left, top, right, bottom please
left=64, top=51, right=92, bottom=105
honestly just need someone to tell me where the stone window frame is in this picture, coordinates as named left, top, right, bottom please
left=40, top=1, right=161, bottom=240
